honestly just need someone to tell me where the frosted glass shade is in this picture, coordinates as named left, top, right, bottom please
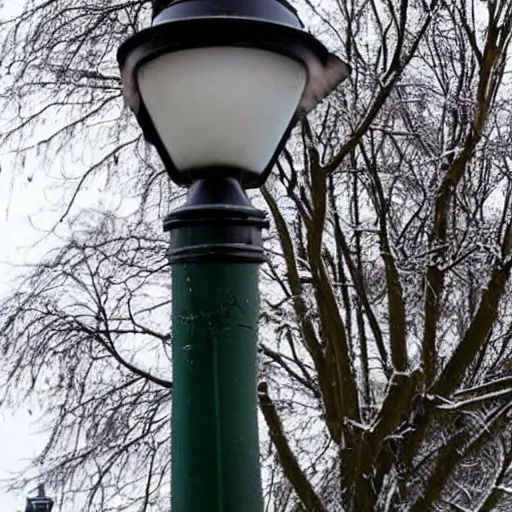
left=137, top=47, right=307, bottom=175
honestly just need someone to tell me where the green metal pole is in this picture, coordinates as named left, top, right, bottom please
left=164, top=178, right=267, bottom=512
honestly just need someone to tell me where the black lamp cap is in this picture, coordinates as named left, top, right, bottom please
left=153, top=0, right=303, bottom=28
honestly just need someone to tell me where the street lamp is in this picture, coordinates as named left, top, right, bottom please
left=117, top=1, right=349, bottom=511
left=24, top=484, right=54, bottom=512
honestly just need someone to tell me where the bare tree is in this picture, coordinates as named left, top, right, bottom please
left=2, top=0, right=512, bottom=510
left=1, top=214, right=173, bottom=510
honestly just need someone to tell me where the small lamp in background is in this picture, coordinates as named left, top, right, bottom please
left=24, top=484, right=54, bottom=512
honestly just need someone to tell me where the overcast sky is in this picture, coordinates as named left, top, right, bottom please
left=0, top=166, right=55, bottom=510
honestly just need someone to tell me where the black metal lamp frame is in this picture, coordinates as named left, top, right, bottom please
left=117, top=0, right=349, bottom=188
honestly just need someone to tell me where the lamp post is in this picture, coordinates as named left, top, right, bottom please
left=24, top=484, right=54, bottom=512
left=117, top=1, right=349, bottom=510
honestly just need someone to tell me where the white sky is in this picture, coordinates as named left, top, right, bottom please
left=0, top=166, right=55, bottom=510
left=1, top=1, right=75, bottom=507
